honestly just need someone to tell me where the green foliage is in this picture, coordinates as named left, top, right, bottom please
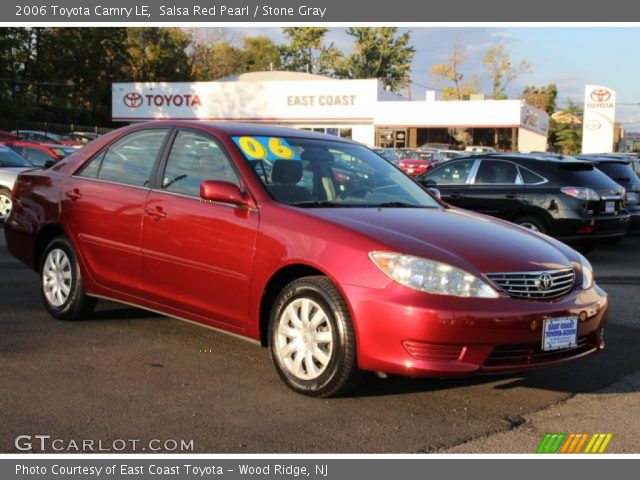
left=522, top=84, right=558, bottom=115
left=551, top=100, right=583, bottom=154
left=333, top=27, right=415, bottom=91
left=280, top=27, right=341, bottom=75
left=243, top=36, right=281, bottom=72
left=125, top=28, right=192, bottom=81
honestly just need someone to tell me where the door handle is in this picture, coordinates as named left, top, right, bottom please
left=145, top=206, right=167, bottom=221
left=65, top=189, right=82, bottom=201
left=505, top=192, right=519, bottom=199
left=449, top=192, right=463, bottom=199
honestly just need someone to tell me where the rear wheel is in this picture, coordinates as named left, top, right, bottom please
left=268, top=276, right=361, bottom=397
left=515, top=215, right=548, bottom=235
left=0, top=187, right=12, bottom=222
left=40, top=236, right=96, bottom=320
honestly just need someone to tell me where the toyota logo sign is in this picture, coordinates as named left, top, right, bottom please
left=123, top=92, right=143, bottom=109
left=590, top=89, right=611, bottom=103
left=537, top=273, right=554, bottom=291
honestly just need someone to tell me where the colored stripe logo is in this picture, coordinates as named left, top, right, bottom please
left=537, top=433, right=613, bottom=453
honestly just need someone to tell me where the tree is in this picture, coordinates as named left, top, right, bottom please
left=125, top=28, right=192, bottom=81
left=483, top=44, right=531, bottom=99
left=333, top=27, right=415, bottom=91
left=243, top=36, right=281, bottom=72
left=551, top=100, right=583, bottom=154
left=521, top=84, right=558, bottom=115
left=280, top=27, right=342, bottom=75
left=191, top=42, right=245, bottom=80
left=428, top=38, right=480, bottom=100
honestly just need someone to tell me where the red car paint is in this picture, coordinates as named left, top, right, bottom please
left=4, top=121, right=606, bottom=381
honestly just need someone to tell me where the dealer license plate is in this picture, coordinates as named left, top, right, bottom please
left=605, top=201, right=615, bottom=213
left=627, top=192, right=638, bottom=203
left=542, top=316, right=578, bottom=351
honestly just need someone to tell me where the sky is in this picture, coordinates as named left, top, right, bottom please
left=228, top=26, right=640, bottom=131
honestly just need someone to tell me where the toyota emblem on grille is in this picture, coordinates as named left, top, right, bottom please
left=537, top=273, right=554, bottom=290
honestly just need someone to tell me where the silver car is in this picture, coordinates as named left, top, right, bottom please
left=0, top=146, right=34, bottom=221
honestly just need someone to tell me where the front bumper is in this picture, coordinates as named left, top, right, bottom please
left=345, top=282, right=608, bottom=377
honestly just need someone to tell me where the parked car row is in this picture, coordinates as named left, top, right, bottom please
left=10, top=129, right=104, bottom=147
left=418, top=152, right=640, bottom=250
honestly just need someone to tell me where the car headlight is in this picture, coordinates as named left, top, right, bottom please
left=369, top=252, right=499, bottom=298
left=577, top=252, right=594, bottom=289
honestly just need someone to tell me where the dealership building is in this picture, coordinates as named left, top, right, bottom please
left=112, top=71, right=549, bottom=152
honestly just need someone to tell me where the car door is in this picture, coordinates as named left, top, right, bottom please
left=61, top=128, right=170, bottom=294
left=464, top=159, right=524, bottom=218
left=139, top=129, right=259, bottom=328
left=419, top=158, right=476, bottom=207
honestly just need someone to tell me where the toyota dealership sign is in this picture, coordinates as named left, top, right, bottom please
left=582, top=85, right=616, bottom=153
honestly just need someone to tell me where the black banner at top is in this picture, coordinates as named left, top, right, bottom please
left=4, top=0, right=640, bottom=22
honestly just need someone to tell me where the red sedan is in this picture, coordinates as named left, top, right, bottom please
left=5, top=122, right=607, bottom=397
left=398, top=150, right=438, bottom=176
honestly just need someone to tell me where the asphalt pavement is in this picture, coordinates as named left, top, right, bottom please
left=1, top=226, right=639, bottom=453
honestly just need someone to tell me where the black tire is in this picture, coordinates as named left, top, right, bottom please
left=514, top=214, right=549, bottom=235
left=268, top=276, right=362, bottom=397
left=0, top=186, right=12, bottom=223
left=39, top=235, right=97, bottom=320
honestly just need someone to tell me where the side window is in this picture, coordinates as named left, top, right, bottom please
left=77, top=150, right=104, bottom=179
left=76, top=129, right=168, bottom=186
left=99, top=129, right=168, bottom=186
left=519, top=166, right=546, bottom=184
left=474, top=160, right=519, bottom=185
left=23, top=147, right=53, bottom=167
left=162, top=130, right=239, bottom=197
left=422, top=159, right=475, bottom=185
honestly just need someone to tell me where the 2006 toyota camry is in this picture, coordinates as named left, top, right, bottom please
left=4, top=122, right=607, bottom=397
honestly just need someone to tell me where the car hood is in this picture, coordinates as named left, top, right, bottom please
left=305, top=207, right=577, bottom=275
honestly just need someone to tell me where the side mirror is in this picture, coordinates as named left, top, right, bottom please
left=44, top=160, right=56, bottom=169
left=200, top=180, right=250, bottom=207
left=427, top=188, right=441, bottom=199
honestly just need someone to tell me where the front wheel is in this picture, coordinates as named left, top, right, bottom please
left=0, top=187, right=12, bottom=222
left=515, top=215, right=549, bottom=235
left=268, top=276, right=361, bottom=397
left=40, top=236, right=96, bottom=320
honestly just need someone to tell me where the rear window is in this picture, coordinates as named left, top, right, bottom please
left=597, top=162, right=638, bottom=182
left=556, top=163, right=619, bottom=188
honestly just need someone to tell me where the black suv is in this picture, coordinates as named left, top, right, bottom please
left=576, top=154, right=640, bottom=230
left=418, top=153, right=630, bottom=244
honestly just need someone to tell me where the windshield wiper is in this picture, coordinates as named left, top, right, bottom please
left=371, top=201, right=435, bottom=208
left=290, top=200, right=346, bottom=208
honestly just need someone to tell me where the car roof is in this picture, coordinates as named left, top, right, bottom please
left=458, top=152, right=593, bottom=165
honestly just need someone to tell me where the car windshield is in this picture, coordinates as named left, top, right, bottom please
left=0, top=146, right=33, bottom=168
left=234, top=136, right=439, bottom=208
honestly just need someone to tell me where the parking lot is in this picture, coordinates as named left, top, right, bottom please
left=1, top=225, right=639, bottom=453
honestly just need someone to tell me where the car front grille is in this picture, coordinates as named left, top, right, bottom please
left=483, top=336, right=595, bottom=368
left=486, top=268, right=575, bottom=300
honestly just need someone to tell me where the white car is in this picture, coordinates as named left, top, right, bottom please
left=464, top=145, right=497, bottom=153
left=0, top=146, right=34, bottom=221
